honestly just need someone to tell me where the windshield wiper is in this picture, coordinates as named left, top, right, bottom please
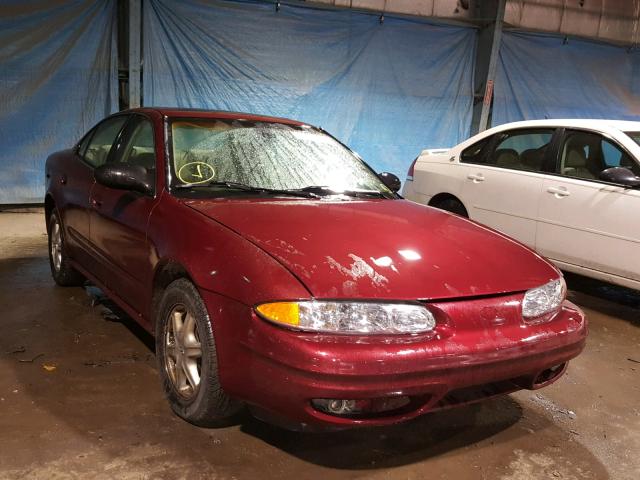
left=174, top=181, right=255, bottom=191
left=292, top=185, right=390, bottom=199
left=341, top=189, right=390, bottom=198
left=173, top=181, right=320, bottom=198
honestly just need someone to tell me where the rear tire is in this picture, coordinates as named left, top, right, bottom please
left=155, top=278, right=242, bottom=427
left=431, top=197, right=468, bottom=217
left=47, top=210, right=85, bottom=286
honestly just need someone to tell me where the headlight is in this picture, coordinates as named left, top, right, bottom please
left=255, top=301, right=436, bottom=334
left=522, top=278, right=566, bottom=319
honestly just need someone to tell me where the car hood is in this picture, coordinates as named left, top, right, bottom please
left=184, top=198, right=559, bottom=301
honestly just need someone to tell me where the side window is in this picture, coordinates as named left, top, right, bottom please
left=77, top=130, right=94, bottom=157
left=112, top=118, right=156, bottom=172
left=460, top=136, right=492, bottom=164
left=560, top=131, right=640, bottom=180
left=83, top=116, right=128, bottom=168
left=601, top=138, right=638, bottom=174
left=602, top=140, right=621, bottom=167
left=486, top=129, right=554, bottom=172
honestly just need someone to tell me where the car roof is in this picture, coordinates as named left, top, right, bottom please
left=125, top=107, right=306, bottom=126
left=434, top=117, right=640, bottom=155
left=491, top=118, right=640, bottom=133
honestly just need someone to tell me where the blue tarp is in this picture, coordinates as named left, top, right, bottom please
left=143, top=0, right=476, bottom=178
left=493, top=31, right=640, bottom=126
left=0, top=0, right=118, bottom=204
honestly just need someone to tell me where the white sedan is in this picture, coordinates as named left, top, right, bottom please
left=402, top=119, right=640, bottom=291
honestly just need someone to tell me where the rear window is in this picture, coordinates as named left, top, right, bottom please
left=487, top=129, right=553, bottom=172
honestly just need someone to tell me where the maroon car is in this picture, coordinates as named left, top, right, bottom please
left=45, top=108, right=587, bottom=430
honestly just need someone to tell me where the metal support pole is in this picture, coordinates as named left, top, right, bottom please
left=128, top=0, right=141, bottom=108
left=478, top=0, right=506, bottom=132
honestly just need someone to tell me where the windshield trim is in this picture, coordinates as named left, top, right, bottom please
left=165, top=116, right=398, bottom=200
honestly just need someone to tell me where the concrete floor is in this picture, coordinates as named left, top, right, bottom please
left=0, top=210, right=638, bottom=480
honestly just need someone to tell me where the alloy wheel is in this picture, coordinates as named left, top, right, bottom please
left=50, top=219, right=63, bottom=272
left=164, top=304, right=203, bottom=399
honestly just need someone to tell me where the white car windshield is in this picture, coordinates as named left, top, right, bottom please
left=625, top=131, right=640, bottom=147
left=170, top=119, right=392, bottom=197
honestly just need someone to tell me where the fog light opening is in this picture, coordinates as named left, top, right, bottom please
left=311, top=396, right=413, bottom=418
left=328, top=400, right=357, bottom=415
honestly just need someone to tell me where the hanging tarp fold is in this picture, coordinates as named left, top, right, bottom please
left=493, top=31, right=640, bottom=126
left=0, top=0, right=118, bottom=204
left=143, top=0, right=476, bottom=176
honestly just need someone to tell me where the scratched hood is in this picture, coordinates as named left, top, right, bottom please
left=185, top=198, right=559, bottom=300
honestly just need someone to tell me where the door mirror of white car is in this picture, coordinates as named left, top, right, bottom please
left=599, top=167, right=640, bottom=188
left=378, top=172, right=401, bottom=193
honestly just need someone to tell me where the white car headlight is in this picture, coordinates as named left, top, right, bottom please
left=522, top=278, right=566, bottom=319
left=256, top=301, right=436, bottom=334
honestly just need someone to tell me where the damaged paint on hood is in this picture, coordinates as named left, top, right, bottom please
left=184, top=198, right=559, bottom=301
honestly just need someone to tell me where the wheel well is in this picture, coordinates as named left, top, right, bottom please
left=429, top=192, right=461, bottom=207
left=151, top=261, right=194, bottom=322
left=44, top=194, right=54, bottom=226
left=428, top=193, right=468, bottom=216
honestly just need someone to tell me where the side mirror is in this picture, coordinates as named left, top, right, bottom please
left=378, top=172, right=401, bottom=193
left=599, top=167, right=640, bottom=187
left=95, top=164, right=154, bottom=196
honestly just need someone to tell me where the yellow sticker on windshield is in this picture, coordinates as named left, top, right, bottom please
left=177, top=162, right=215, bottom=184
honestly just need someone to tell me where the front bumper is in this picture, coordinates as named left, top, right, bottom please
left=203, top=290, right=587, bottom=429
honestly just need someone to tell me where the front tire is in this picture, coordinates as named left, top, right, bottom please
left=47, top=210, right=85, bottom=286
left=155, top=278, right=242, bottom=426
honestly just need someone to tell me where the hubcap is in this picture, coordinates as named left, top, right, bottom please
left=50, top=220, right=62, bottom=272
left=164, top=305, right=203, bottom=399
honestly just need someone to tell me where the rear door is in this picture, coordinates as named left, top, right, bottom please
left=89, top=114, right=159, bottom=318
left=60, top=116, right=129, bottom=268
left=56, top=129, right=96, bottom=264
left=460, top=128, right=557, bottom=247
left=536, top=129, right=640, bottom=283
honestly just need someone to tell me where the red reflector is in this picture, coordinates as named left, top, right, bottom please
left=406, top=156, right=418, bottom=180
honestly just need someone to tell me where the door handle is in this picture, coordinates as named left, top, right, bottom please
left=467, top=173, right=485, bottom=183
left=90, top=198, right=102, bottom=208
left=547, top=186, right=570, bottom=198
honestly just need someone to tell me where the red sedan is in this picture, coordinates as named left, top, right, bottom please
left=45, top=108, right=587, bottom=430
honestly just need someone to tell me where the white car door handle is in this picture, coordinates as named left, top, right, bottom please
left=467, top=173, right=485, bottom=182
left=547, top=186, right=570, bottom=197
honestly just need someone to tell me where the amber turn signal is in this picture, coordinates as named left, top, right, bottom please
left=255, top=302, right=300, bottom=327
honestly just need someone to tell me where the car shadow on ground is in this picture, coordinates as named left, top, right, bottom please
left=238, top=397, right=523, bottom=470
left=84, top=285, right=156, bottom=353
left=565, top=271, right=640, bottom=326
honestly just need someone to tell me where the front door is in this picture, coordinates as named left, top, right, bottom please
left=536, top=129, right=640, bottom=284
left=89, top=115, right=159, bottom=319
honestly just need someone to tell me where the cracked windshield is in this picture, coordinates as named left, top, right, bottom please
left=170, top=119, right=392, bottom=195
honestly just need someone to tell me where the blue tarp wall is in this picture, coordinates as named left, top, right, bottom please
left=9, top=2, right=640, bottom=204
left=143, top=0, right=477, bottom=178
left=0, top=0, right=119, bottom=204
left=493, top=31, right=640, bottom=126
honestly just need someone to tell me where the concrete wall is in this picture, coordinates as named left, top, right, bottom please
left=309, top=0, right=475, bottom=20
left=505, top=0, right=640, bottom=45
left=311, top=0, right=640, bottom=45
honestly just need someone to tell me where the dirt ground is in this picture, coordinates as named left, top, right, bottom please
left=0, top=209, right=638, bottom=480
